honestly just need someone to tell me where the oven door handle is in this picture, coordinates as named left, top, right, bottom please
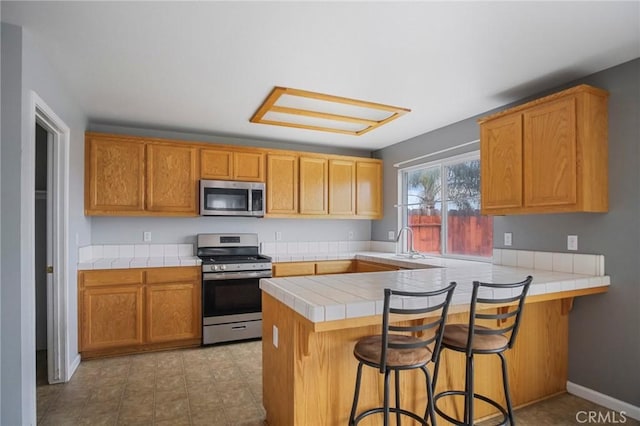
left=202, top=270, right=273, bottom=281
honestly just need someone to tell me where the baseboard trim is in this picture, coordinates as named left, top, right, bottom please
left=67, top=353, right=81, bottom=381
left=567, top=381, right=640, bottom=421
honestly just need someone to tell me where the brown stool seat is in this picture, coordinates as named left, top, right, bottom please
left=354, top=334, right=432, bottom=368
left=442, top=324, right=509, bottom=352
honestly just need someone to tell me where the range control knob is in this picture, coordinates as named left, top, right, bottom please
left=220, top=265, right=227, bottom=271
left=212, top=265, right=219, bottom=271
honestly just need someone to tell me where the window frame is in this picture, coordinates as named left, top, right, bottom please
left=396, top=150, right=491, bottom=262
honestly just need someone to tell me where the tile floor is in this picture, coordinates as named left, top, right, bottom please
left=36, top=342, right=637, bottom=425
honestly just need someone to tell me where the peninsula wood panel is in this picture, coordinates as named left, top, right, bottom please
left=272, top=262, right=316, bottom=277
left=299, top=156, right=328, bottom=215
left=266, top=154, right=299, bottom=214
left=146, top=143, right=199, bottom=214
left=85, top=135, right=146, bottom=214
left=262, top=293, right=576, bottom=425
left=314, top=260, right=354, bottom=275
left=328, top=159, right=356, bottom=216
left=356, top=161, right=383, bottom=218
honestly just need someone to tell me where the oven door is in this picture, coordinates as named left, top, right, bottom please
left=202, top=270, right=271, bottom=320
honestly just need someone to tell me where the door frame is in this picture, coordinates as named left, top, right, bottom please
left=21, top=91, right=70, bottom=412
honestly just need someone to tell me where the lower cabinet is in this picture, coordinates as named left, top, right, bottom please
left=272, top=260, right=399, bottom=277
left=79, top=267, right=201, bottom=358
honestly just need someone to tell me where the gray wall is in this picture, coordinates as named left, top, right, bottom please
left=1, top=22, right=24, bottom=425
left=88, top=124, right=374, bottom=245
left=373, top=58, right=640, bottom=406
left=1, top=22, right=90, bottom=425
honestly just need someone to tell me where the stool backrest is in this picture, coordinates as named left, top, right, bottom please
left=380, top=282, right=457, bottom=372
left=466, top=275, right=533, bottom=354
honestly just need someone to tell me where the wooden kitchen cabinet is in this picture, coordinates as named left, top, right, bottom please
left=85, top=134, right=146, bottom=214
left=272, top=262, right=316, bottom=277
left=356, top=160, right=383, bottom=218
left=145, top=267, right=201, bottom=344
left=479, top=84, right=608, bottom=215
left=85, top=133, right=199, bottom=216
left=146, top=143, right=199, bottom=214
left=79, top=267, right=201, bottom=358
left=329, top=159, right=356, bottom=216
left=267, top=153, right=299, bottom=214
left=314, top=260, right=354, bottom=275
left=200, top=148, right=265, bottom=182
left=299, top=156, right=328, bottom=215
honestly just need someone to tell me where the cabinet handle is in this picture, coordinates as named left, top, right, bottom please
left=231, top=325, right=247, bottom=330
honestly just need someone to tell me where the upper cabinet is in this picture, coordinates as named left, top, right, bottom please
left=85, top=132, right=383, bottom=219
left=265, top=153, right=382, bottom=219
left=85, top=133, right=199, bottom=216
left=479, top=84, right=608, bottom=215
left=200, top=148, right=265, bottom=182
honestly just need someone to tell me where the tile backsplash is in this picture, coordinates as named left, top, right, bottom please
left=492, top=249, right=605, bottom=276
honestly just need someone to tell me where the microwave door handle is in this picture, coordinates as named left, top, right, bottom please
left=248, top=188, right=253, bottom=212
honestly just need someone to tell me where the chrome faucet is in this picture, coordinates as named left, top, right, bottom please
left=395, top=226, right=420, bottom=256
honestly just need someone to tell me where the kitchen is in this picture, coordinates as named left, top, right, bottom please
left=2, top=2, right=639, bottom=425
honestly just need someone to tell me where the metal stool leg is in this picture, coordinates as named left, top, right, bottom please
left=466, top=354, right=475, bottom=425
left=384, top=369, right=391, bottom=426
left=395, top=370, right=402, bottom=426
left=349, top=362, right=364, bottom=426
left=498, top=352, right=515, bottom=425
left=421, top=366, right=437, bottom=426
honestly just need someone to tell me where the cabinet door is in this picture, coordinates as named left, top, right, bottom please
left=272, top=262, right=316, bottom=277
left=299, top=156, right=328, bottom=215
left=146, top=282, right=201, bottom=343
left=480, top=113, right=524, bottom=212
left=356, top=161, right=382, bottom=218
left=201, top=149, right=233, bottom=180
left=523, top=97, right=577, bottom=207
left=234, top=151, right=265, bottom=182
left=267, top=154, right=299, bottom=214
left=81, top=285, right=144, bottom=351
left=85, top=135, right=145, bottom=214
left=146, top=144, right=199, bottom=214
left=329, top=159, right=356, bottom=216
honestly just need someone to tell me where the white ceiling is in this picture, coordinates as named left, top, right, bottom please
left=3, top=1, right=639, bottom=150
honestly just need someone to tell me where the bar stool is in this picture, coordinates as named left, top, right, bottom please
left=432, top=276, right=532, bottom=426
left=349, top=282, right=457, bottom=426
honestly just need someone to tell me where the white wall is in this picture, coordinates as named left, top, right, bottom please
left=1, top=22, right=89, bottom=425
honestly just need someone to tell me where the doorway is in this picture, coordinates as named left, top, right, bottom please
left=35, top=122, right=50, bottom=386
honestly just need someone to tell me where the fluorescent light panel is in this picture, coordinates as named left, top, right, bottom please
left=250, top=86, right=410, bottom=136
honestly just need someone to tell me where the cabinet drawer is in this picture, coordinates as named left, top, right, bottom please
left=273, top=262, right=316, bottom=277
left=80, top=269, right=144, bottom=288
left=146, top=266, right=200, bottom=284
left=315, top=260, right=354, bottom=275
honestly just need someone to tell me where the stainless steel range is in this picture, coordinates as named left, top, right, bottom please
left=197, top=233, right=272, bottom=345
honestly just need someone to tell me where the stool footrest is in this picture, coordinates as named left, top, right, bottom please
left=433, top=390, right=509, bottom=426
left=353, top=406, right=429, bottom=426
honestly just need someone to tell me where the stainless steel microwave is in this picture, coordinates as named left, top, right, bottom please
left=200, top=180, right=265, bottom=217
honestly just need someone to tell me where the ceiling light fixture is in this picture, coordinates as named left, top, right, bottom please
left=250, top=87, right=410, bottom=136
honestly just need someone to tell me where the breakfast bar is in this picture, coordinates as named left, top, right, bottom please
left=259, top=254, right=609, bottom=425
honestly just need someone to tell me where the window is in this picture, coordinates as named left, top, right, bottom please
left=398, top=152, right=493, bottom=259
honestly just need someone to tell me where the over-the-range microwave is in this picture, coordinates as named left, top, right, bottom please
left=200, top=179, right=265, bottom=217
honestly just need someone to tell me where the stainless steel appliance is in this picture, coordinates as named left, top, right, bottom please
left=200, top=179, right=265, bottom=217
left=197, top=233, right=272, bottom=345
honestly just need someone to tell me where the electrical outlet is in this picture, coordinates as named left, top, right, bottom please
left=504, top=232, right=513, bottom=246
left=272, top=325, right=279, bottom=348
left=568, top=235, right=578, bottom=251
left=275, top=232, right=282, bottom=241
left=143, top=231, right=152, bottom=242
left=388, top=231, right=396, bottom=240
left=348, top=231, right=354, bottom=240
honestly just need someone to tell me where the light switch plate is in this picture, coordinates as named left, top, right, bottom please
left=272, top=325, right=279, bottom=348
left=143, top=231, right=152, bottom=242
left=388, top=231, right=396, bottom=240
left=568, top=235, right=578, bottom=251
left=275, top=232, right=282, bottom=241
left=504, top=232, right=513, bottom=246
left=348, top=231, right=354, bottom=240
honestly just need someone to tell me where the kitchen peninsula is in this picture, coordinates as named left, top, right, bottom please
left=259, top=252, right=609, bottom=425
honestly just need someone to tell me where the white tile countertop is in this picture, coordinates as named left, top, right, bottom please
left=77, top=244, right=201, bottom=270
left=259, top=251, right=610, bottom=323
